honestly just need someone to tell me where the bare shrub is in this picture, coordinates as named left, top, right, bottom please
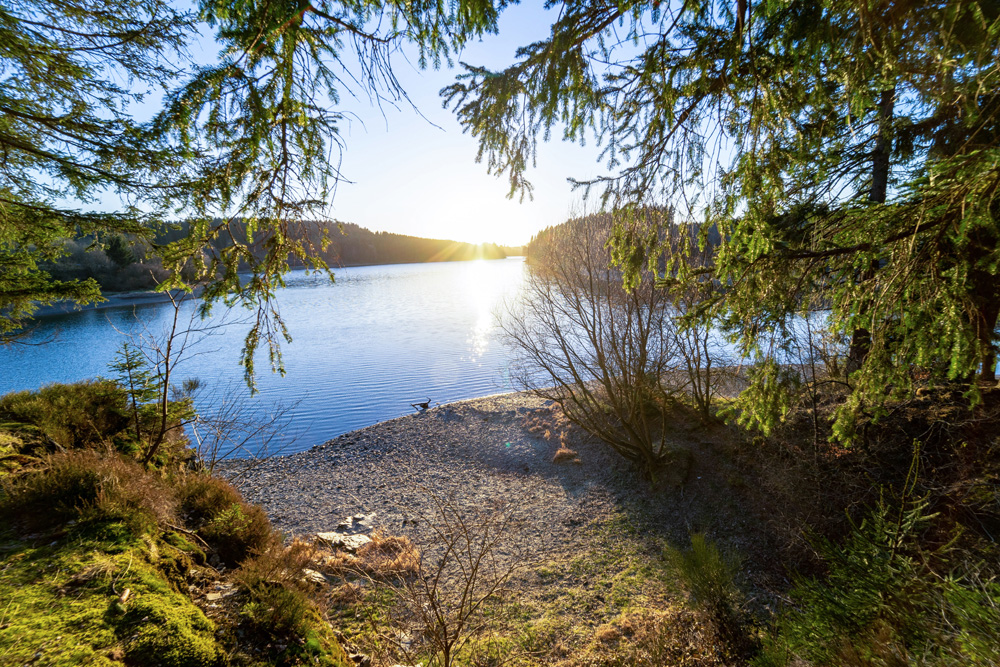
left=370, top=489, right=528, bottom=667
left=668, top=277, right=734, bottom=420
left=501, top=213, right=689, bottom=479
left=186, top=380, right=298, bottom=473
left=111, top=292, right=296, bottom=472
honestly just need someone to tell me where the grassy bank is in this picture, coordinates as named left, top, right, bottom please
left=0, top=381, right=349, bottom=666
left=2, top=379, right=998, bottom=666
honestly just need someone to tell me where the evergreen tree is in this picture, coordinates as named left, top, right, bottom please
left=1, top=0, right=501, bottom=383
left=0, top=0, right=190, bottom=340
left=444, top=0, right=1000, bottom=437
left=104, top=235, right=137, bottom=269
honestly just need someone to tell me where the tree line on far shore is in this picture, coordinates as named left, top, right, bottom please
left=45, top=220, right=511, bottom=294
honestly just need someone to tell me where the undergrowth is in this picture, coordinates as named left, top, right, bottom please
left=755, top=500, right=1000, bottom=667
left=0, top=381, right=349, bottom=666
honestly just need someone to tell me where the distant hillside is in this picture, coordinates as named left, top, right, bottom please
left=526, top=211, right=720, bottom=267
left=317, top=222, right=506, bottom=267
left=44, top=220, right=507, bottom=293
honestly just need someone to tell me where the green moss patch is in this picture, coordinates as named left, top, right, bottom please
left=0, top=527, right=221, bottom=666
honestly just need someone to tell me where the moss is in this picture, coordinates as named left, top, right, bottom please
left=0, top=430, right=23, bottom=451
left=163, top=530, right=207, bottom=565
left=0, top=429, right=33, bottom=477
left=0, top=529, right=222, bottom=667
left=119, top=596, right=221, bottom=667
left=156, top=533, right=201, bottom=589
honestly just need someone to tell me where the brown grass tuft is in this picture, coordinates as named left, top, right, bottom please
left=0, top=450, right=175, bottom=533
left=552, top=446, right=581, bottom=464
left=319, top=530, right=420, bottom=579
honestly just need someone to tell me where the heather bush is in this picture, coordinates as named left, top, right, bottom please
left=0, top=450, right=174, bottom=533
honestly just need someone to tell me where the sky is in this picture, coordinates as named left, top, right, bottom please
left=83, top=3, right=608, bottom=248
left=320, top=4, right=605, bottom=247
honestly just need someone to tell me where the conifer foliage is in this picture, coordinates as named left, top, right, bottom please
left=446, top=0, right=1000, bottom=435
left=0, top=0, right=503, bottom=376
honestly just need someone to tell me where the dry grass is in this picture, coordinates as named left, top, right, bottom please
left=552, top=446, right=581, bottom=464
left=0, top=450, right=176, bottom=532
left=522, top=404, right=574, bottom=438
left=579, top=607, right=726, bottom=667
left=236, top=538, right=317, bottom=589
left=524, top=407, right=585, bottom=465
left=319, top=530, right=420, bottom=579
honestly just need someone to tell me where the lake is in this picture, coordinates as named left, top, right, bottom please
left=0, top=258, right=528, bottom=456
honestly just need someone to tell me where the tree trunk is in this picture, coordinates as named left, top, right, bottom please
left=972, top=256, right=1000, bottom=383
left=847, top=88, right=895, bottom=375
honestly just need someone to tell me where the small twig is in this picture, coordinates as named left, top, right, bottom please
left=166, top=523, right=215, bottom=553
left=111, top=553, right=133, bottom=596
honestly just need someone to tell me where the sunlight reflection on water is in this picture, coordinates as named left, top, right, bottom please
left=0, top=258, right=527, bottom=456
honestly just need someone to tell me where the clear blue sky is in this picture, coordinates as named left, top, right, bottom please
left=326, top=3, right=604, bottom=247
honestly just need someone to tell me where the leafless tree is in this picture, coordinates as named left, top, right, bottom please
left=111, top=292, right=296, bottom=469
left=344, top=487, right=528, bottom=667
left=188, top=380, right=299, bottom=474
left=500, top=213, right=688, bottom=479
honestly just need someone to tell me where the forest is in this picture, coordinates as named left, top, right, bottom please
left=43, top=221, right=508, bottom=293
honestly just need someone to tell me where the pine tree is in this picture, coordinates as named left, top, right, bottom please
left=444, top=0, right=1000, bottom=436
left=1, top=0, right=501, bottom=383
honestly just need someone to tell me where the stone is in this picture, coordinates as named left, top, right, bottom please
left=317, top=533, right=372, bottom=553
left=302, top=568, right=328, bottom=585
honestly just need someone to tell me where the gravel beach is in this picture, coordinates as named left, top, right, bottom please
left=216, top=390, right=771, bottom=575
left=216, top=393, right=629, bottom=560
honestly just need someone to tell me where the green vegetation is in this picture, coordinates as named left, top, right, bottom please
left=5, top=1, right=1000, bottom=664
left=0, top=381, right=349, bottom=666
left=449, top=0, right=1000, bottom=439
left=756, top=500, right=1000, bottom=667
left=664, top=534, right=758, bottom=661
left=0, top=0, right=505, bottom=378
left=514, top=211, right=1000, bottom=665
left=42, top=221, right=508, bottom=297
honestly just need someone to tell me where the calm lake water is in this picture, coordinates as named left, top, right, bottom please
left=0, top=258, right=527, bottom=455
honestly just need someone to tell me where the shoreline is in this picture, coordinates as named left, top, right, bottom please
left=215, top=391, right=625, bottom=558
left=31, top=256, right=524, bottom=318
left=31, top=289, right=197, bottom=317
left=215, top=388, right=771, bottom=580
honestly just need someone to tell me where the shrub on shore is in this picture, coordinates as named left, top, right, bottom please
left=0, top=450, right=175, bottom=534
left=0, top=381, right=349, bottom=666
